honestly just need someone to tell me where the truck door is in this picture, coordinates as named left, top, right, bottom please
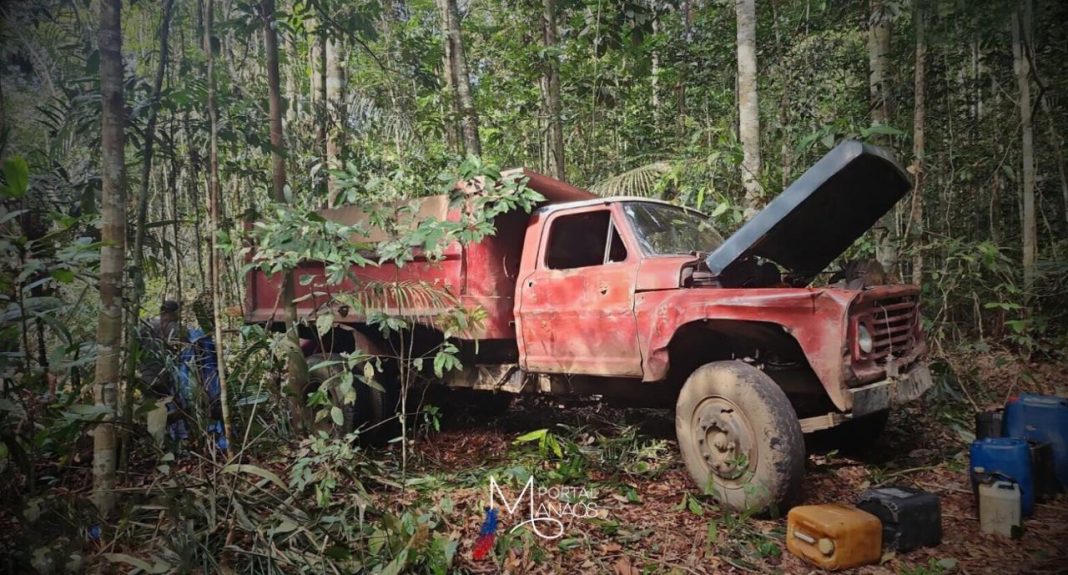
left=517, top=206, right=643, bottom=376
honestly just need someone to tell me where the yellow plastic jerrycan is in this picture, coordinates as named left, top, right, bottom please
left=786, top=503, right=883, bottom=571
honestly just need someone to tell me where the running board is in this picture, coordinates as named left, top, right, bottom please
left=799, top=412, right=849, bottom=433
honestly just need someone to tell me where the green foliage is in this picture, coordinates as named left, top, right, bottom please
left=901, top=557, right=959, bottom=575
left=1, top=0, right=1067, bottom=571
left=514, top=427, right=565, bottom=459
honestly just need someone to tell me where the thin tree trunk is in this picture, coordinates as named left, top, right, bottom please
left=675, top=0, right=692, bottom=144
left=168, top=155, right=182, bottom=302
left=910, top=1, right=926, bottom=286
left=868, top=0, right=892, bottom=126
left=309, top=17, right=322, bottom=107
left=325, top=36, right=345, bottom=204
left=317, top=30, right=328, bottom=198
left=262, top=0, right=310, bottom=433
left=735, top=0, right=761, bottom=216
left=285, top=33, right=298, bottom=126
left=122, top=0, right=176, bottom=469
left=204, top=0, right=234, bottom=448
left=1040, top=104, right=1068, bottom=226
left=869, top=0, right=896, bottom=276
left=441, top=47, right=461, bottom=153
left=1012, top=3, right=1036, bottom=295
left=541, top=0, right=565, bottom=180
left=93, top=0, right=126, bottom=515
left=651, top=16, right=660, bottom=132
left=440, top=0, right=480, bottom=156
left=771, top=0, right=791, bottom=187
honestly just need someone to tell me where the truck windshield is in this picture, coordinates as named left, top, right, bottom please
left=623, top=201, right=724, bottom=256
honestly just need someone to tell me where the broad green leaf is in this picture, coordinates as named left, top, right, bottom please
left=514, top=429, right=547, bottom=443
left=221, top=463, right=288, bottom=490
left=330, top=406, right=344, bottom=426
left=65, top=404, right=111, bottom=419
left=3, top=156, right=29, bottom=199
left=687, top=495, right=704, bottom=516
left=316, top=313, right=333, bottom=336
left=50, top=269, right=75, bottom=283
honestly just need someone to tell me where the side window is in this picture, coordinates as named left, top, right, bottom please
left=607, top=225, right=627, bottom=263
left=545, top=211, right=629, bottom=270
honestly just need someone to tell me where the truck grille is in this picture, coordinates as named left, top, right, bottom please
left=866, top=295, right=919, bottom=360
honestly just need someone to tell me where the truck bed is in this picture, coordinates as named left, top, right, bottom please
left=244, top=170, right=596, bottom=341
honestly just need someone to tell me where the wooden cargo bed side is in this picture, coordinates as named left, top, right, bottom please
left=244, top=169, right=597, bottom=341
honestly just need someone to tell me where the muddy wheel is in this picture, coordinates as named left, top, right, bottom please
left=305, top=353, right=390, bottom=440
left=306, top=353, right=356, bottom=437
left=675, top=361, right=805, bottom=514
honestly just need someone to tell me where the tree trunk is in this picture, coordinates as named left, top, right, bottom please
left=317, top=28, right=328, bottom=198
left=325, top=36, right=345, bottom=204
left=869, top=0, right=896, bottom=275
left=868, top=0, right=892, bottom=126
left=909, top=1, right=926, bottom=286
left=309, top=18, right=322, bottom=107
left=675, top=0, right=693, bottom=144
left=440, top=0, right=480, bottom=156
left=262, top=0, right=310, bottom=433
left=285, top=33, right=299, bottom=126
left=541, top=0, right=565, bottom=181
left=204, top=0, right=234, bottom=448
left=93, top=0, right=126, bottom=515
left=441, top=47, right=461, bottom=154
left=735, top=0, right=761, bottom=216
left=651, top=16, right=660, bottom=131
left=1012, top=2, right=1036, bottom=295
left=1040, top=103, right=1068, bottom=226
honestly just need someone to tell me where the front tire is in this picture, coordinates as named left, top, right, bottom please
left=675, top=361, right=805, bottom=514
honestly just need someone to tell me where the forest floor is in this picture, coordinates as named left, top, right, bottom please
left=377, top=352, right=1068, bottom=575
left=3, top=352, right=1066, bottom=574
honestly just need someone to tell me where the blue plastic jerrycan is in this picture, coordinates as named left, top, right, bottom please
left=1004, top=394, right=1068, bottom=490
left=970, top=437, right=1034, bottom=517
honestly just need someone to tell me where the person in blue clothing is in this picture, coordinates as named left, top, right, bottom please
left=138, top=298, right=228, bottom=452
left=178, top=327, right=228, bottom=451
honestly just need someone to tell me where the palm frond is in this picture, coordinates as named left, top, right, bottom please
left=588, top=161, right=673, bottom=198
left=345, top=93, right=415, bottom=145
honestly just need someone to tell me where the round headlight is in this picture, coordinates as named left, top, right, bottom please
left=857, top=324, right=874, bottom=354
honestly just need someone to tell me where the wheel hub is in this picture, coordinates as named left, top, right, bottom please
left=693, top=397, right=756, bottom=481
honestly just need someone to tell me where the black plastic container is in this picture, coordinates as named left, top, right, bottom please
left=1030, top=440, right=1059, bottom=501
left=975, top=409, right=1004, bottom=439
left=856, top=486, right=942, bottom=552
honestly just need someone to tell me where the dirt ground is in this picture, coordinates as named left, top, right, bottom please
left=380, top=353, right=1068, bottom=575
left=3, top=352, right=1064, bottom=574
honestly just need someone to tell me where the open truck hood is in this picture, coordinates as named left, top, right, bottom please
left=705, top=140, right=911, bottom=283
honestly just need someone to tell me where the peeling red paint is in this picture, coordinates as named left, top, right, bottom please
left=246, top=172, right=926, bottom=417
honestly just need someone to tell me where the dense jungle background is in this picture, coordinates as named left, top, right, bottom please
left=1, top=0, right=1067, bottom=572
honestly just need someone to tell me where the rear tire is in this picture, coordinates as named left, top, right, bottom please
left=306, top=353, right=356, bottom=437
left=431, top=387, right=512, bottom=420
left=675, top=361, right=805, bottom=514
left=305, top=353, right=392, bottom=441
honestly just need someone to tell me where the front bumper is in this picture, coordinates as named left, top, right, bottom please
left=848, top=363, right=934, bottom=418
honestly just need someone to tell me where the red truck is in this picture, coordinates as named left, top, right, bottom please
left=246, top=140, right=933, bottom=512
